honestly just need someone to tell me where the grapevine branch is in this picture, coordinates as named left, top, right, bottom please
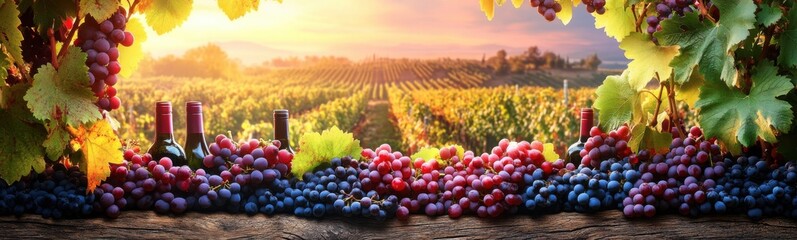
left=650, top=80, right=665, bottom=127
left=633, top=3, right=652, bottom=33
left=696, top=0, right=717, bottom=23
left=56, top=16, right=82, bottom=60
left=47, top=29, right=59, bottom=69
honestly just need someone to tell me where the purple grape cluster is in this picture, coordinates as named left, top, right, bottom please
left=648, top=0, right=700, bottom=43
left=582, top=0, right=607, bottom=15
left=75, top=8, right=134, bottom=112
left=530, top=0, right=564, bottom=22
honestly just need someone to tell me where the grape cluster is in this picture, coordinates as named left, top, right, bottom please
left=95, top=136, right=294, bottom=218
left=648, top=0, right=699, bottom=43
left=203, top=135, right=293, bottom=176
left=530, top=0, right=564, bottom=22
left=582, top=0, right=607, bottom=14
left=75, top=8, right=134, bottom=112
left=579, top=125, right=634, bottom=168
left=0, top=165, right=95, bottom=219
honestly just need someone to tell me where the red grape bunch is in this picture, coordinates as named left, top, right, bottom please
left=530, top=0, right=563, bottom=22
left=74, top=8, right=134, bottom=112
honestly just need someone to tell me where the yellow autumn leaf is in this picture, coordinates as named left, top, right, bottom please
left=217, top=0, right=260, bottom=20
left=542, top=143, right=560, bottom=162
left=619, top=33, right=680, bottom=90
left=593, top=0, right=636, bottom=41
left=117, top=18, right=147, bottom=78
left=557, top=0, right=575, bottom=25
left=68, top=120, right=123, bottom=193
left=481, top=0, right=495, bottom=21
left=511, top=0, right=523, bottom=8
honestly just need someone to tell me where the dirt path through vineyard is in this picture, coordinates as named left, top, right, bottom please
left=353, top=100, right=402, bottom=151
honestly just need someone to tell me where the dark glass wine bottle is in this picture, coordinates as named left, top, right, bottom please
left=274, top=109, right=295, bottom=153
left=147, top=101, right=187, bottom=166
left=566, top=108, right=593, bottom=165
left=184, top=101, right=209, bottom=169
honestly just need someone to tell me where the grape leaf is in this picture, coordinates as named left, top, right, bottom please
left=655, top=1, right=756, bottom=86
left=542, top=143, right=559, bottom=162
left=594, top=72, right=643, bottom=130
left=28, top=0, right=77, bottom=30
left=694, top=61, right=794, bottom=155
left=593, top=0, right=635, bottom=42
left=675, top=70, right=704, bottom=108
left=480, top=0, right=495, bottom=21
left=411, top=147, right=439, bottom=162
left=779, top=6, right=797, bottom=68
left=628, top=125, right=671, bottom=154
left=140, top=0, right=193, bottom=34
left=69, top=120, right=123, bottom=193
left=0, top=55, right=8, bottom=80
left=557, top=0, right=574, bottom=25
left=0, top=0, right=23, bottom=64
left=0, top=86, right=47, bottom=183
left=80, top=0, right=120, bottom=22
left=24, top=46, right=101, bottom=126
left=43, top=121, right=70, bottom=161
left=217, top=0, right=259, bottom=20
left=757, top=4, right=782, bottom=27
left=619, top=32, right=680, bottom=90
left=117, top=18, right=147, bottom=78
left=291, top=127, right=362, bottom=179
left=511, top=0, right=524, bottom=8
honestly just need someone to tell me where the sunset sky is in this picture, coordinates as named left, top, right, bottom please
left=139, top=0, right=626, bottom=65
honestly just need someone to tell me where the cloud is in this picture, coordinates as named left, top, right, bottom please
left=140, top=0, right=626, bottom=64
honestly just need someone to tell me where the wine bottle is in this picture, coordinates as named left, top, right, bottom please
left=566, top=108, right=593, bottom=165
left=184, top=101, right=209, bottom=169
left=147, top=101, right=187, bottom=166
left=274, top=109, right=295, bottom=153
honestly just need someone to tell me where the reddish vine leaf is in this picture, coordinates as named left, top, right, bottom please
left=0, top=0, right=23, bottom=64
left=23, top=46, right=102, bottom=126
left=695, top=61, right=794, bottom=155
left=80, top=0, right=120, bottom=22
left=68, top=120, right=123, bottom=193
left=218, top=0, right=260, bottom=20
left=655, top=1, right=756, bottom=86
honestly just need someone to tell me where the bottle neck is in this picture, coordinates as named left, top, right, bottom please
left=275, top=117, right=290, bottom=148
left=156, top=113, right=175, bottom=140
left=187, top=112, right=205, bottom=135
left=579, top=109, right=593, bottom=142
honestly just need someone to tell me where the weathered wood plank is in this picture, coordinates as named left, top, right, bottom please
left=0, top=211, right=795, bottom=239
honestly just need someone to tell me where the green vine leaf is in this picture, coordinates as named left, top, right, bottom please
left=779, top=6, right=797, bottom=68
left=291, top=127, right=362, bottom=179
left=628, top=125, right=671, bottom=154
left=675, top=70, right=704, bottom=109
left=24, top=46, right=102, bottom=126
left=24, top=0, right=77, bottom=30
left=695, top=61, right=794, bottom=155
left=757, top=3, right=783, bottom=27
left=0, top=0, right=23, bottom=65
left=43, top=121, right=70, bottom=161
left=655, top=1, right=756, bottom=86
left=217, top=0, right=260, bottom=20
left=139, top=0, right=193, bottom=35
left=0, top=85, right=46, bottom=183
left=593, top=0, right=636, bottom=42
left=80, top=0, right=120, bottom=22
left=619, top=32, right=680, bottom=90
left=594, top=72, right=644, bottom=130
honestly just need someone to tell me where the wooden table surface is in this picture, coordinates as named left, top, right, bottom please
left=1, top=211, right=796, bottom=239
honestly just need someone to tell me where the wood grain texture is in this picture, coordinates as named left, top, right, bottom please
left=1, top=211, right=795, bottom=239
